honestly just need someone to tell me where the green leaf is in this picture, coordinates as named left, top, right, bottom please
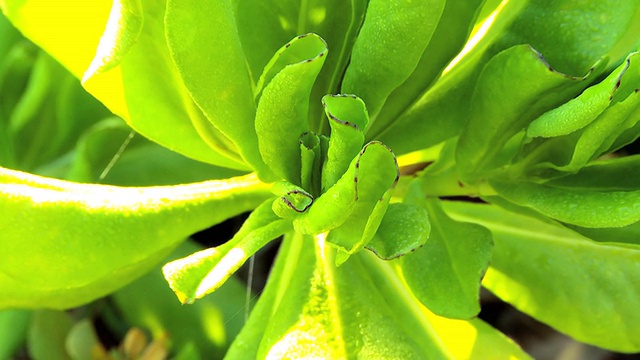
left=0, top=0, right=111, bottom=78
left=421, top=307, right=531, bottom=360
left=321, top=94, right=368, bottom=191
left=2, top=0, right=244, bottom=168
left=341, top=0, right=445, bottom=119
left=113, top=240, right=248, bottom=357
left=368, top=0, right=485, bottom=138
left=445, top=201, right=640, bottom=353
left=255, top=34, right=327, bottom=184
left=400, top=198, right=493, bottom=319
left=490, top=178, right=640, bottom=228
left=376, top=0, right=528, bottom=157
left=456, top=44, right=597, bottom=183
left=365, top=202, right=430, bottom=260
left=0, top=168, right=270, bottom=309
left=232, top=0, right=368, bottom=133
left=82, top=0, right=143, bottom=80
left=162, top=200, right=291, bottom=304
left=228, top=233, right=452, bottom=359
left=527, top=53, right=640, bottom=138
left=492, top=0, right=640, bottom=76
left=165, top=0, right=267, bottom=173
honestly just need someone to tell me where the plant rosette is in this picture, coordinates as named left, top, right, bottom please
left=2, top=0, right=640, bottom=358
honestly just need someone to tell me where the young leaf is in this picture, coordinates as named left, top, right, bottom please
left=294, top=142, right=398, bottom=248
left=490, top=178, right=640, bottom=228
left=341, top=0, right=445, bottom=118
left=400, top=198, right=493, bottom=320
left=255, top=34, right=328, bottom=184
left=321, top=94, right=368, bottom=191
left=162, top=200, right=292, bottom=304
left=299, top=131, right=324, bottom=196
left=445, top=201, right=640, bottom=353
left=0, top=168, right=271, bottom=309
left=234, top=0, right=369, bottom=133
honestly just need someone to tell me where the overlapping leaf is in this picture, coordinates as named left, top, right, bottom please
left=445, top=201, right=640, bottom=353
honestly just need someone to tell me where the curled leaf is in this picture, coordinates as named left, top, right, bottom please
left=163, top=200, right=291, bottom=304
left=255, top=33, right=328, bottom=184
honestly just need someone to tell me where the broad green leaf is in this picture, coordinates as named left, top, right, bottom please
left=490, top=178, right=640, bottom=228
left=27, top=310, right=73, bottom=360
left=229, top=233, right=451, bottom=359
left=0, top=168, right=270, bottom=309
left=445, top=201, right=640, bottom=353
left=294, top=141, right=398, bottom=238
left=0, top=309, right=30, bottom=359
left=366, top=202, right=430, bottom=260
left=321, top=94, right=368, bottom=191
left=165, top=0, right=266, bottom=174
left=400, top=198, right=492, bottom=319
left=373, top=0, right=530, bottom=156
left=527, top=54, right=639, bottom=138
left=492, top=0, right=640, bottom=76
left=368, top=0, right=485, bottom=138
left=2, top=0, right=244, bottom=168
left=255, top=33, right=327, bottom=184
left=163, top=200, right=291, bottom=304
left=341, top=0, right=445, bottom=119
left=0, top=1, right=111, bottom=78
left=113, top=241, right=248, bottom=358
left=456, top=44, right=596, bottom=183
